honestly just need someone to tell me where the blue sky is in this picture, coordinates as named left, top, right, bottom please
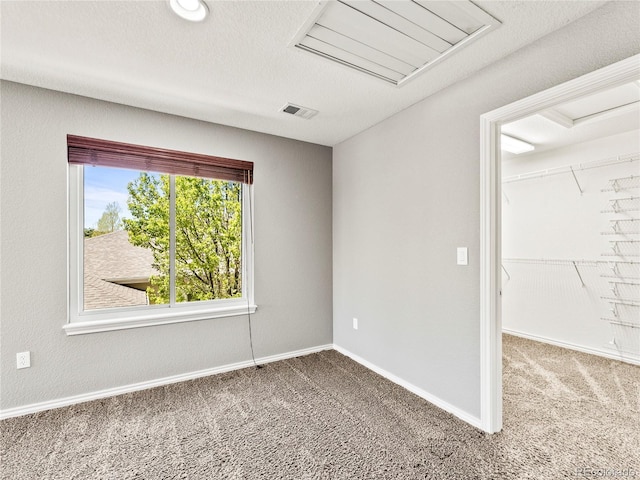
left=84, top=166, right=141, bottom=229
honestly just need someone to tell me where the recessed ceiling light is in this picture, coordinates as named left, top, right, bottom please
left=501, top=134, right=535, bottom=155
left=169, top=0, right=208, bottom=22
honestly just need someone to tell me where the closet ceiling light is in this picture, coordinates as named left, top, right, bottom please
left=169, top=0, right=208, bottom=22
left=501, top=134, right=535, bottom=155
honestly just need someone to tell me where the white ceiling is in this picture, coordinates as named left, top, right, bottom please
left=0, top=0, right=608, bottom=147
left=502, top=81, right=640, bottom=157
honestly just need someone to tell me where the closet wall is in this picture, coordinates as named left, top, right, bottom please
left=502, top=129, right=639, bottom=364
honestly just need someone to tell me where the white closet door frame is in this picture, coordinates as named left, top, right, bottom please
left=479, top=54, right=640, bottom=434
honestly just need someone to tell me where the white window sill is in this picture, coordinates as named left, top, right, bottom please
left=63, top=304, right=258, bottom=336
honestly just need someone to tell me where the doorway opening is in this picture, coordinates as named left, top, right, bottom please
left=479, top=54, right=640, bottom=434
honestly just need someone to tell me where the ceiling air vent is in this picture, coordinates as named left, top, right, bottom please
left=291, top=0, right=500, bottom=86
left=281, top=103, right=319, bottom=119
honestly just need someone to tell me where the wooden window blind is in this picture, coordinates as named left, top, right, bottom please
left=67, top=135, right=253, bottom=184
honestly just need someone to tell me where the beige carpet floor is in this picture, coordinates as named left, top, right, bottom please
left=1, top=334, right=639, bottom=479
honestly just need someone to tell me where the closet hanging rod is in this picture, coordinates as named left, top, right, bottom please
left=606, top=279, right=640, bottom=286
left=601, top=297, right=640, bottom=307
left=601, top=274, right=640, bottom=280
left=502, top=152, right=638, bottom=184
left=601, top=318, right=640, bottom=328
left=502, top=257, right=640, bottom=266
left=609, top=219, right=639, bottom=225
left=608, top=240, right=640, bottom=253
left=601, top=209, right=640, bottom=213
left=605, top=195, right=638, bottom=203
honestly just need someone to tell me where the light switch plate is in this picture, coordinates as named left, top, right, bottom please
left=457, top=247, right=468, bottom=265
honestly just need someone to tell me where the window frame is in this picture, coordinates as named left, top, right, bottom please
left=65, top=144, right=256, bottom=336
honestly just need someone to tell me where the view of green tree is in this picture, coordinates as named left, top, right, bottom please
left=123, top=173, right=242, bottom=304
left=96, top=201, right=122, bottom=234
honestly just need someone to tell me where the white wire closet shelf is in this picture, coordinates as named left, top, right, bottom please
left=607, top=279, right=640, bottom=286
left=501, top=159, right=640, bottom=361
left=608, top=324, right=640, bottom=355
left=502, top=152, right=639, bottom=184
left=605, top=219, right=640, bottom=234
left=608, top=300, right=640, bottom=314
left=603, top=239, right=640, bottom=257
left=601, top=196, right=640, bottom=214
left=500, top=257, right=640, bottom=266
left=501, top=258, right=640, bottom=281
left=603, top=260, right=640, bottom=279
left=601, top=174, right=640, bottom=193
left=604, top=301, right=640, bottom=324
left=602, top=318, right=640, bottom=328
left=607, top=280, right=640, bottom=300
left=601, top=297, right=640, bottom=306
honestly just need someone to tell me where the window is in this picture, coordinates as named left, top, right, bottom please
left=66, top=135, right=255, bottom=335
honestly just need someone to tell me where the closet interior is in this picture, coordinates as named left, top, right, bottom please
left=501, top=80, right=640, bottom=364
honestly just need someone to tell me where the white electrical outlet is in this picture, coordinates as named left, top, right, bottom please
left=17, top=351, right=31, bottom=369
left=353, top=318, right=358, bottom=330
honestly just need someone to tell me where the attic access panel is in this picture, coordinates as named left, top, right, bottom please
left=291, top=0, right=500, bottom=86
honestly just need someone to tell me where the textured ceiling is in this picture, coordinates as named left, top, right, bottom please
left=502, top=81, right=640, bottom=156
left=0, top=1, right=607, bottom=146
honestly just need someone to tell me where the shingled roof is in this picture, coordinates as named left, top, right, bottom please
left=84, top=230, right=158, bottom=310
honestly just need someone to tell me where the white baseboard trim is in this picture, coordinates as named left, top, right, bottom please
left=0, top=344, right=333, bottom=420
left=503, top=329, right=640, bottom=366
left=333, top=344, right=483, bottom=431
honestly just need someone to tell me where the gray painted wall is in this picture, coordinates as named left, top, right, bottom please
left=333, top=1, right=640, bottom=420
left=0, top=82, right=333, bottom=410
